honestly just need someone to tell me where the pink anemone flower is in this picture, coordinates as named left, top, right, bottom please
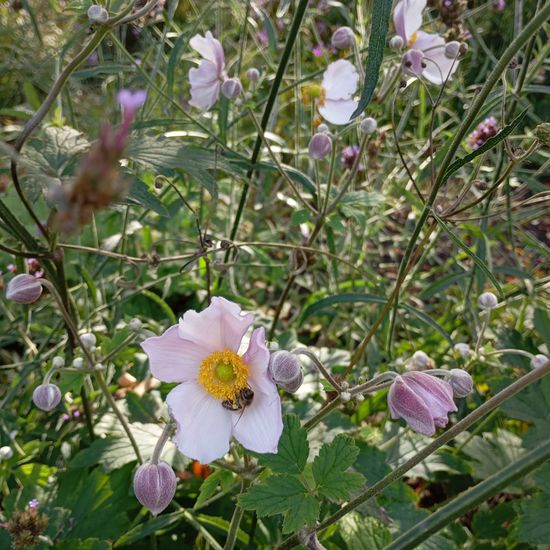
left=394, top=0, right=459, bottom=85
left=188, top=31, right=226, bottom=110
left=141, top=297, right=283, bottom=464
left=387, top=370, right=457, bottom=436
left=317, top=59, right=359, bottom=125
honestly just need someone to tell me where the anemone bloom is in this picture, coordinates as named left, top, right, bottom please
left=394, top=0, right=459, bottom=85
left=141, top=297, right=283, bottom=464
left=317, top=59, right=359, bottom=125
left=188, top=31, right=226, bottom=110
left=387, top=371, right=457, bottom=436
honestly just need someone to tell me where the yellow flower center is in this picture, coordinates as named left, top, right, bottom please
left=197, top=349, right=249, bottom=401
left=302, top=84, right=326, bottom=108
left=408, top=32, right=418, bottom=47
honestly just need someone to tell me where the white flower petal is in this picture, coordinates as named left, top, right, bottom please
left=231, top=381, right=282, bottom=454
left=318, top=98, right=358, bottom=125
left=242, top=327, right=273, bottom=394
left=189, top=31, right=225, bottom=72
left=189, top=61, right=222, bottom=110
left=321, top=60, right=359, bottom=100
left=167, top=382, right=233, bottom=463
left=423, top=45, right=459, bottom=85
left=178, top=297, right=254, bottom=353
left=141, top=325, right=210, bottom=383
left=394, top=0, right=426, bottom=43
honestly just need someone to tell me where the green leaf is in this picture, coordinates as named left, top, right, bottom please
left=259, top=414, right=309, bottom=475
left=442, top=109, right=528, bottom=182
left=340, top=513, right=392, bottom=549
left=125, top=177, right=169, bottom=217
left=194, top=470, right=234, bottom=509
left=432, top=213, right=504, bottom=298
left=517, top=494, right=550, bottom=545
left=312, top=434, right=364, bottom=500
left=471, top=502, right=516, bottom=539
left=238, top=474, right=319, bottom=534
left=56, top=539, right=111, bottom=550
left=291, top=209, right=312, bottom=226
left=351, top=0, right=393, bottom=118
left=534, top=308, right=550, bottom=349
left=114, top=511, right=184, bottom=547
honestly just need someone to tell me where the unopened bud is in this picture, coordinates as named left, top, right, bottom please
left=221, top=78, right=243, bottom=99
left=478, top=292, right=498, bottom=310
left=87, top=4, right=109, bottom=24
left=308, top=133, right=332, bottom=160
left=531, top=354, right=548, bottom=369
left=246, top=67, right=260, bottom=82
left=32, top=383, right=62, bottom=411
left=411, top=350, right=432, bottom=370
left=360, top=117, right=377, bottom=134
left=0, top=446, right=14, bottom=460
left=268, top=351, right=303, bottom=393
left=133, top=461, right=177, bottom=515
left=449, top=369, right=473, bottom=397
left=331, top=26, right=355, bottom=50
left=355, top=393, right=365, bottom=403
left=6, top=274, right=43, bottom=304
left=340, top=391, right=351, bottom=402
left=80, top=332, right=96, bottom=350
left=129, top=318, right=142, bottom=331
left=316, top=123, right=330, bottom=134
left=389, top=35, right=404, bottom=49
left=444, top=41, right=461, bottom=59
left=453, top=343, right=471, bottom=359
left=52, top=356, right=65, bottom=369
left=73, top=357, right=84, bottom=369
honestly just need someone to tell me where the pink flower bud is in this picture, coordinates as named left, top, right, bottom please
left=246, top=68, right=260, bottom=82
left=268, top=351, right=303, bottom=393
left=453, top=343, right=471, bottom=359
left=32, top=384, right=62, bottom=411
left=389, top=35, right=404, bottom=50
left=221, top=78, right=243, bottom=99
left=402, top=49, right=425, bottom=77
left=308, top=133, right=332, bottom=160
left=117, top=89, right=147, bottom=115
left=133, top=461, right=177, bottom=515
left=6, top=274, right=43, bottom=304
left=360, top=117, right=377, bottom=134
left=387, top=371, right=457, bottom=436
left=449, top=369, right=473, bottom=398
left=87, top=4, right=108, bottom=24
left=410, top=350, right=433, bottom=370
left=531, top=354, right=548, bottom=369
left=331, top=27, right=355, bottom=50
left=478, top=292, right=498, bottom=310
left=444, top=41, right=461, bottom=59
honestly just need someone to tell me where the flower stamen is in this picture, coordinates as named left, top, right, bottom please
left=198, top=350, right=248, bottom=401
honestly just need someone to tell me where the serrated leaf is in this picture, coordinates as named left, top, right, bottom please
left=352, top=0, right=393, bottom=118
left=312, top=434, right=364, bottom=500
left=238, top=474, right=319, bottom=534
left=516, top=494, right=550, bottom=545
left=194, top=470, right=234, bottom=509
left=125, top=177, right=169, bottom=217
left=340, top=513, right=392, bottom=549
left=259, top=414, right=309, bottom=474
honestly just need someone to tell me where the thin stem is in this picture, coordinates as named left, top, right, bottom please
left=223, top=483, right=248, bottom=550
left=151, top=423, right=173, bottom=464
left=292, top=348, right=341, bottom=390
left=474, top=308, right=492, bottom=356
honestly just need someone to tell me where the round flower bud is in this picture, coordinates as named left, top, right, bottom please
left=52, top=356, right=65, bottom=369
left=453, top=343, right=471, bottom=359
left=411, top=350, right=432, bottom=370
left=6, top=274, right=43, bottom=304
left=389, top=35, right=404, bottom=49
left=80, top=332, right=96, bottom=349
left=0, top=446, right=14, bottom=460
left=87, top=4, right=109, bottom=25
left=133, top=461, right=177, bottom=516
left=340, top=391, right=352, bottom=402
left=360, top=117, right=377, bottom=134
left=444, top=41, right=461, bottom=59
left=246, top=67, right=260, bottom=82
left=531, top=354, right=548, bottom=369
left=32, top=383, right=62, bottom=412
left=355, top=393, right=365, bottom=403
left=331, top=26, right=355, bottom=50
left=316, top=123, right=330, bottom=135
left=308, top=133, right=332, bottom=160
left=129, top=318, right=142, bottom=331
left=449, top=369, right=473, bottom=398
left=73, top=357, right=84, bottom=369
left=478, top=292, right=498, bottom=310
left=268, top=351, right=303, bottom=393
left=221, top=78, right=243, bottom=100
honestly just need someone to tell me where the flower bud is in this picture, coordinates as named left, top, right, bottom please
left=87, top=4, right=109, bottom=25
left=531, top=354, right=548, bottom=369
left=221, top=78, right=243, bottom=99
left=6, top=274, right=43, bottom=304
left=268, top=351, right=303, bottom=393
left=478, top=292, right=498, bottom=310
left=453, top=343, right=471, bottom=359
left=340, top=391, right=351, bottom=402
left=0, top=446, right=14, bottom=460
left=360, top=117, right=377, bottom=134
left=133, top=461, right=177, bottom=515
left=246, top=67, right=260, bottom=82
left=410, top=350, right=433, bottom=370
left=331, top=26, right=355, bottom=50
left=449, top=369, right=473, bottom=398
left=444, top=41, right=461, bottom=59
left=73, top=357, right=84, bottom=369
left=32, top=383, right=62, bottom=412
left=80, top=332, right=96, bottom=349
left=52, top=356, right=65, bottom=369
left=389, top=35, right=404, bottom=49
left=129, top=318, right=142, bottom=331
left=308, top=133, right=332, bottom=160
left=316, top=123, right=330, bottom=134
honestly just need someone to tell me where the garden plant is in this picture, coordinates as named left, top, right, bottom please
left=0, top=0, right=549, bottom=548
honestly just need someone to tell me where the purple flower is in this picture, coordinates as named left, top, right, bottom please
left=312, top=43, right=324, bottom=57
left=492, top=0, right=506, bottom=11
left=117, top=89, right=147, bottom=115
left=340, top=145, right=365, bottom=171
left=466, top=116, right=499, bottom=150
left=387, top=371, right=457, bottom=436
left=28, top=499, right=39, bottom=509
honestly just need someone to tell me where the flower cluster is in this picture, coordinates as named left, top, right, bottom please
left=466, top=116, right=499, bottom=150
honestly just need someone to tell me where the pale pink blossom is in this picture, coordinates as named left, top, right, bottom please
left=188, top=32, right=226, bottom=110
left=141, top=297, right=283, bottom=463
left=394, top=0, right=459, bottom=85
left=317, top=60, right=359, bottom=125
